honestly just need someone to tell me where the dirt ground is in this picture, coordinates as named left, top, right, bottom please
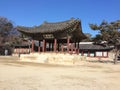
left=0, top=58, right=120, bottom=90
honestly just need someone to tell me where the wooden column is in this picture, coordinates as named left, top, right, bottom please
left=107, top=51, right=108, bottom=57
left=61, top=44, right=64, bottom=52
left=71, top=43, right=74, bottom=54
left=25, top=48, right=27, bottom=54
left=102, top=51, right=104, bottom=57
left=95, top=51, right=96, bottom=57
left=38, top=41, right=41, bottom=53
left=45, top=42, right=46, bottom=51
left=77, top=49, right=79, bottom=55
left=31, top=40, right=34, bottom=53
left=74, top=48, right=76, bottom=54
left=67, top=37, right=70, bottom=53
left=82, top=50, right=84, bottom=56
left=88, top=51, right=90, bottom=57
left=18, top=48, right=20, bottom=54
left=54, top=39, right=57, bottom=52
left=75, top=42, right=76, bottom=48
left=42, top=40, right=45, bottom=52
left=76, top=42, right=80, bottom=55
left=49, top=43, right=51, bottom=51
left=16, top=49, right=18, bottom=54
left=52, top=43, right=54, bottom=51
left=21, top=48, right=23, bottom=54
left=58, top=43, right=60, bottom=51
left=77, top=42, right=79, bottom=49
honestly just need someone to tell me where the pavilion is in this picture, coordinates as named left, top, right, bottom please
left=16, top=18, right=86, bottom=54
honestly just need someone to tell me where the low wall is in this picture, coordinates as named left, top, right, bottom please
left=19, top=53, right=86, bottom=65
left=18, top=52, right=114, bottom=65
left=85, top=52, right=114, bottom=62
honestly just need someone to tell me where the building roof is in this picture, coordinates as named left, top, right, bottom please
left=79, top=44, right=112, bottom=50
left=17, top=19, right=79, bottom=33
left=17, top=18, right=86, bottom=41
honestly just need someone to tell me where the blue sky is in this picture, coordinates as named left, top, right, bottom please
left=0, top=0, right=120, bottom=37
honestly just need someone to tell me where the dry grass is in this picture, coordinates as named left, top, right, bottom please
left=0, top=56, right=120, bottom=90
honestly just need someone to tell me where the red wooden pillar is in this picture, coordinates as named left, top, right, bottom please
left=51, top=43, right=53, bottom=51
left=18, top=48, right=20, bottom=54
left=102, top=51, right=104, bottom=57
left=77, top=42, right=79, bottom=49
left=38, top=41, right=41, bottom=53
left=58, top=43, right=60, bottom=51
left=82, top=50, right=84, bottom=56
left=22, top=48, right=24, bottom=54
left=88, top=51, right=90, bottom=57
left=76, top=48, right=77, bottom=54
left=16, top=49, right=17, bottom=54
left=61, top=44, right=64, bottom=52
left=67, top=37, right=70, bottom=53
left=25, top=48, right=27, bottom=54
left=71, top=43, right=73, bottom=54
left=95, top=51, right=96, bottom=57
left=42, top=40, right=45, bottom=52
left=77, top=49, right=79, bottom=55
left=19, top=47, right=21, bottom=53
left=38, top=47, right=40, bottom=53
left=75, top=42, right=76, bottom=48
left=31, top=40, right=34, bottom=53
left=49, top=43, right=51, bottom=51
left=107, top=51, right=108, bottom=57
left=54, top=39, right=57, bottom=52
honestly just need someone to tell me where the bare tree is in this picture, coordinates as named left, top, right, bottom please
left=0, top=16, right=21, bottom=55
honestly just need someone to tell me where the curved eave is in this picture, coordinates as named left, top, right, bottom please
left=16, top=18, right=86, bottom=40
left=17, top=19, right=80, bottom=34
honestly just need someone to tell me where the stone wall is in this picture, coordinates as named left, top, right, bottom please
left=19, top=52, right=86, bottom=65
left=18, top=51, right=115, bottom=65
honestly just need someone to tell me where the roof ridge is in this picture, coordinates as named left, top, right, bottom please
left=42, top=18, right=79, bottom=25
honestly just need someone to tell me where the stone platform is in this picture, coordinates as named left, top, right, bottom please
left=18, top=52, right=86, bottom=65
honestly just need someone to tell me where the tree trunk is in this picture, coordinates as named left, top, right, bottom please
left=114, top=49, right=119, bottom=64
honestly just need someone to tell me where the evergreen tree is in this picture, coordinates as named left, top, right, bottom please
left=90, top=20, right=120, bottom=64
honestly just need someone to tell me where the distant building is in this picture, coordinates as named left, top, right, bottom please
left=79, top=42, right=112, bottom=58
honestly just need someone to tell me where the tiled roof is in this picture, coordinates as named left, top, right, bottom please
left=17, top=18, right=80, bottom=33
left=16, top=18, right=86, bottom=41
left=79, top=44, right=111, bottom=50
